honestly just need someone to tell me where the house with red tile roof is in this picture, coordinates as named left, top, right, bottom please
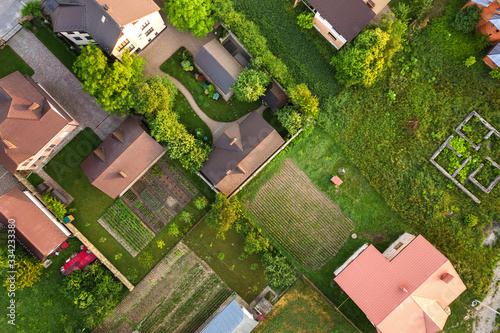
left=80, top=116, right=165, bottom=198
left=0, top=188, right=70, bottom=261
left=334, top=234, right=467, bottom=333
left=293, top=0, right=391, bottom=49
left=0, top=71, right=79, bottom=174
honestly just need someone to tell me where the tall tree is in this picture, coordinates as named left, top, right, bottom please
left=206, top=193, right=243, bottom=239
left=164, top=0, right=217, bottom=38
left=289, top=84, right=319, bottom=118
left=73, top=45, right=144, bottom=115
left=232, top=68, right=272, bottom=102
left=133, top=76, right=178, bottom=118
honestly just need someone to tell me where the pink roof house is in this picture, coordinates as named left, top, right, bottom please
left=334, top=234, right=467, bottom=333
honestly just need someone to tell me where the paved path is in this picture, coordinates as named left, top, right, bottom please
left=8, top=28, right=124, bottom=139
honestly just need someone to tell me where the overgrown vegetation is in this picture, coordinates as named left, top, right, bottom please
left=42, top=192, right=67, bottom=220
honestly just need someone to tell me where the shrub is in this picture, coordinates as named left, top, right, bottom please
left=262, top=253, right=296, bottom=290
left=277, top=105, right=302, bottom=136
left=168, top=223, right=180, bottom=236
left=181, top=59, right=194, bottom=71
left=156, top=240, right=165, bottom=249
left=289, top=84, right=319, bottom=118
left=21, top=1, right=43, bottom=20
left=179, top=211, right=193, bottom=224
left=218, top=253, right=225, bottom=261
left=490, top=68, right=500, bottom=80
left=206, top=193, right=243, bottom=239
left=114, top=253, right=122, bottom=260
left=297, top=12, right=314, bottom=29
left=464, top=56, right=476, bottom=67
left=43, top=192, right=66, bottom=220
left=453, top=5, right=482, bottom=33
left=232, top=68, right=272, bottom=102
left=194, top=196, right=208, bottom=210
left=250, top=263, right=259, bottom=270
left=464, top=214, right=478, bottom=227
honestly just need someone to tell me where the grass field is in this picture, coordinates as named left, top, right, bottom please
left=160, top=47, right=262, bottom=122
left=94, top=242, right=232, bottom=333
left=28, top=19, right=77, bottom=73
left=184, top=217, right=268, bottom=303
left=43, top=128, right=215, bottom=284
left=0, top=45, right=34, bottom=79
left=172, top=90, right=213, bottom=145
left=26, top=172, right=44, bottom=188
left=254, top=277, right=358, bottom=333
left=245, top=158, right=354, bottom=271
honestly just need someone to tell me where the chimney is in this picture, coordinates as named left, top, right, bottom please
left=399, top=286, right=408, bottom=293
left=440, top=273, right=454, bottom=284
left=93, top=146, right=105, bottom=162
left=28, top=102, right=39, bottom=111
left=236, top=163, right=246, bottom=174
left=2, top=139, right=16, bottom=149
left=119, top=171, right=127, bottom=178
left=111, top=129, right=124, bottom=144
left=103, top=4, right=109, bottom=10
left=230, top=137, right=238, bottom=146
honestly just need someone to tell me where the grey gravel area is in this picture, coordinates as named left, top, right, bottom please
left=8, top=28, right=124, bottom=139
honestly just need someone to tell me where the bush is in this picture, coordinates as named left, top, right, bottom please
left=464, top=214, right=478, bottom=227
left=232, top=68, right=272, bottom=102
left=181, top=59, right=194, bottom=71
left=490, top=68, right=500, bottom=80
left=42, top=192, right=66, bottom=220
left=289, top=84, right=319, bottom=118
left=194, top=196, right=208, bottom=210
left=277, top=105, right=302, bottom=136
left=168, top=223, right=180, bottom=236
left=464, top=56, right=476, bottom=67
left=262, top=253, right=296, bottom=290
left=297, top=12, right=314, bottom=29
left=453, top=5, right=482, bottom=33
left=179, top=211, right=193, bottom=224
left=21, top=1, right=43, bottom=20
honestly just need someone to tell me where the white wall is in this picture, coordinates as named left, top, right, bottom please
left=314, top=12, right=347, bottom=44
left=112, top=11, right=166, bottom=59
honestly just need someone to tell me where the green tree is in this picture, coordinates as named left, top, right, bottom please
left=262, top=254, right=296, bottom=290
left=453, top=5, right=482, bottom=33
left=206, top=193, right=243, bottom=239
left=164, top=0, right=217, bottom=38
left=289, top=84, right=319, bottom=118
left=168, top=223, right=180, bottom=236
left=232, top=68, right=272, bottom=102
left=277, top=105, right=302, bottom=136
left=21, top=1, right=43, bottom=20
left=133, top=76, right=178, bottom=118
left=297, top=12, right=314, bottom=29
left=4, top=257, right=43, bottom=291
left=244, top=230, right=271, bottom=254
left=73, top=45, right=144, bottom=115
left=43, top=192, right=67, bottom=220
left=331, top=17, right=406, bottom=87
left=194, top=196, right=208, bottom=210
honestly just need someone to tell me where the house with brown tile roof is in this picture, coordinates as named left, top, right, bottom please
left=0, top=71, right=79, bottom=174
left=81, top=116, right=165, bottom=199
left=467, top=0, right=500, bottom=43
left=200, top=112, right=285, bottom=195
left=293, top=0, right=390, bottom=49
left=334, top=234, right=467, bottom=333
left=42, top=0, right=166, bottom=59
left=0, top=188, right=70, bottom=261
left=262, top=80, right=289, bottom=112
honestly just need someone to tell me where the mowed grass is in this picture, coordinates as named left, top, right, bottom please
left=26, top=172, right=44, bottom=188
left=239, top=128, right=408, bottom=332
left=172, top=90, right=213, bottom=145
left=44, top=128, right=214, bottom=284
left=160, top=47, right=262, bottom=122
left=254, top=277, right=358, bottom=333
left=28, top=19, right=77, bottom=73
left=0, top=45, right=34, bottom=78
left=184, top=217, right=268, bottom=303
left=245, top=158, right=354, bottom=271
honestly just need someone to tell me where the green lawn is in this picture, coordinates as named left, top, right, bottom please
left=0, top=45, right=34, bottom=79
left=43, top=128, right=216, bottom=285
left=160, top=47, right=262, bottom=122
left=28, top=19, right=77, bottom=73
left=26, top=172, right=44, bottom=188
left=254, top=277, right=358, bottom=333
left=172, top=90, right=213, bottom=145
left=239, top=129, right=407, bottom=332
left=0, top=237, right=128, bottom=332
left=184, top=217, right=268, bottom=303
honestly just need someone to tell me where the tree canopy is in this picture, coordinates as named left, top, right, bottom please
left=165, top=0, right=217, bottom=38
left=206, top=193, right=244, bottom=239
left=232, top=68, right=272, bottom=102
left=453, top=5, right=482, bottom=33
left=133, top=76, right=178, bottom=118
left=73, top=45, right=144, bottom=115
left=331, top=17, right=406, bottom=87
left=277, top=105, right=302, bottom=136
left=289, top=84, right=319, bottom=118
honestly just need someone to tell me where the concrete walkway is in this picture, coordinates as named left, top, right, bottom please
left=8, top=28, right=124, bottom=139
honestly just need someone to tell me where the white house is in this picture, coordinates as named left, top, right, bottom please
left=42, top=0, right=166, bottom=59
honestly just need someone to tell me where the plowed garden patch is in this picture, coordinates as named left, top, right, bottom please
left=246, top=158, right=354, bottom=270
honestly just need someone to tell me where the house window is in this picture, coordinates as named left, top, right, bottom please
left=141, top=20, right=150, bottom=30
left=117, top=39, right=130, bottom=52
left=128, top=44, right=136, bottom=52
left=145, top=27, right=154, bottom=37
left=74, top=37, right=82, bottom=41
left=67, top=31, right=74, bottom=35
left=85, top=36, right=93, bottom=40
left=496, top=30, right=500, bottom=34
left=328, top=32, right=337, bottom=41
left=59, top=131, right=69, bottom=139
left=44, top=144, right=56, bottom=152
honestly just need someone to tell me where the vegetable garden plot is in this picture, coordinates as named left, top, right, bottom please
left=246, top=158, right=354, bottom=271
left=93, top=242, right=232, bottom=333
left=100, top=199, right=155, bottom=255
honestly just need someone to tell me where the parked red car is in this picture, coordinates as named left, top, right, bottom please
left=61, top=245, right=97, bottom=276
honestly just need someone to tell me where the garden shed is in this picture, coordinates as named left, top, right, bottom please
left=262, top=80, right=289, bottom=112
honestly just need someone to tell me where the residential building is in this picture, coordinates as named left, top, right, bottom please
left=0, top=188, right=70, bottom=261
left=262, top=80, right=289, bottom=112
left=80, top=117, right=165, bottom=199
left=334, top=234, right=467, bottom=333
left=0, top=71, right=79, bottom=174
left=194, top=39, right=247, bottom=101
left=469, top=0, right=500, bottom=43
left=293, top=0, right=391, bottom=49
left=42, top=0, right=166, bottom=59
left=485, top=42, right=500, bottom=67
left=200, top=112, right=285, bottom=195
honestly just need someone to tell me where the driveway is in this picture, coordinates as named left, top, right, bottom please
left=8, top=28, right=124, bottom=139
